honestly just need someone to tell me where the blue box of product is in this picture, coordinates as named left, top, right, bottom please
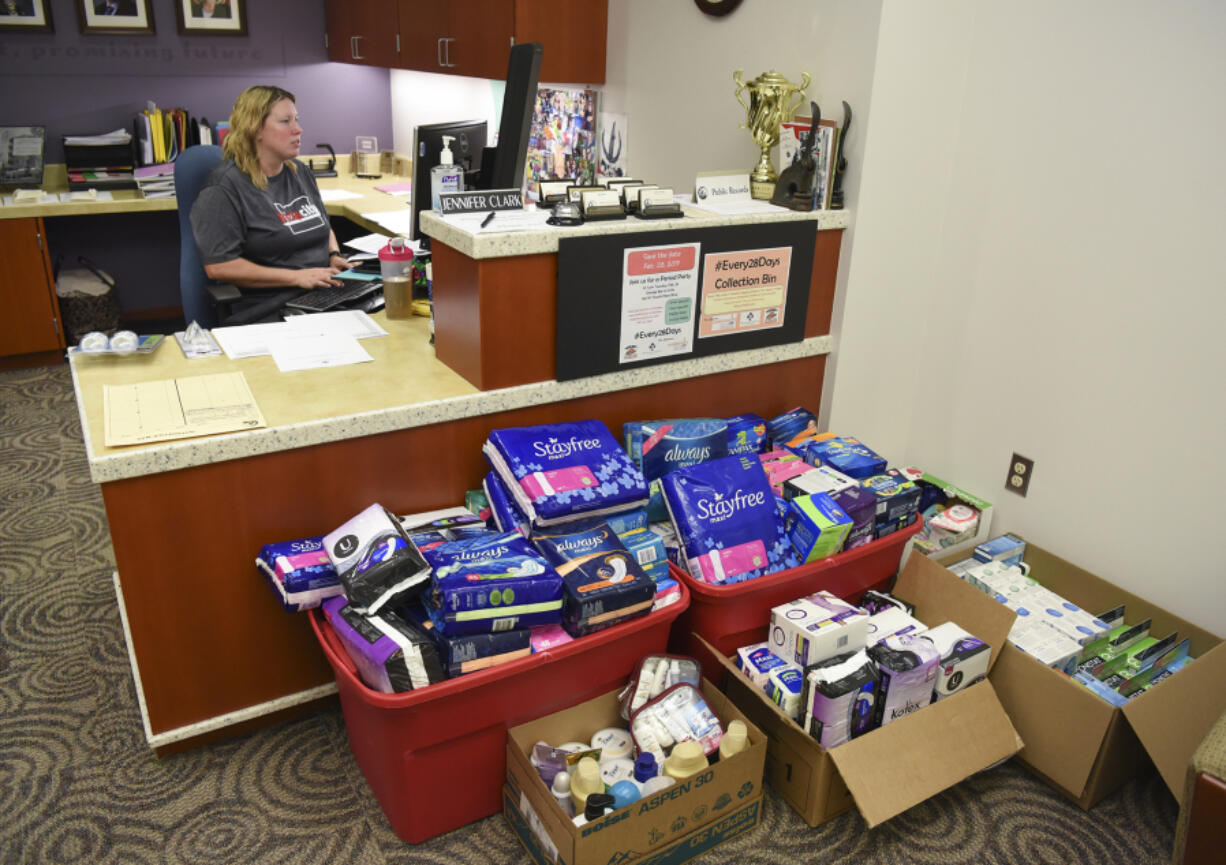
left=861, top=473, right=921, bottom=538
left=726, top=413, right=767, bottom=455
left=784, top=493, right=853, bottom=564
left=973, top=534, right=1027, bottom=567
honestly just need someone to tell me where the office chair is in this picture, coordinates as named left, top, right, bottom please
left=175, top=145, right=301, bottom=328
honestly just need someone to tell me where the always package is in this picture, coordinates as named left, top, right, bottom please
left=483, top=419, right=649, bottom=527
left=324, top=504, right=431, bottom=614
left=532, top=519, right=656, bottom=637
left=422, top=532, right=564, bottom=635
left=623, top=418, right=728, bottom=521
left=322, top=596, right=445, bottom=693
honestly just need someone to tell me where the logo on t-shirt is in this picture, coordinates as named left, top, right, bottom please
left=274, top=196, right=326, bottom=235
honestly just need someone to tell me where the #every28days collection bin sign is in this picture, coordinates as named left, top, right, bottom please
left=556, top=221, right=815, bottom=381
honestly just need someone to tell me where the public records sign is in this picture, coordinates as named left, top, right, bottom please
left=619, top=243, right=700, bottom=364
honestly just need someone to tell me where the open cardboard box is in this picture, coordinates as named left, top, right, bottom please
left=898, top=469, right=995, bottom=569
left=707, top=553, right=1023, bottom=827
left=504, top=680, right=768, bottom=865
left=941, top=541, right=1226, bottom=809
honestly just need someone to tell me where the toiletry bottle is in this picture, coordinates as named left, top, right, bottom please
left=430, top=135, right=464, bottom=211
left=572, top=792, right=616, bottom=827
left=551, top=769, right=574, bottom=818
left=640, top=775, right=676, bottom=796
left=609, top=779, right=641, bottom=810
left=570, top=756, right=604, bottom=813
left=718, top=719, right=749, bottom=761
left=662, top=740, right=708, bottom=780
left=633, top=752, right=659, bottom=786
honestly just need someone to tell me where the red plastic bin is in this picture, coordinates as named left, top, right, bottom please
left=668, top=518, right=922, bottom=674
left=309, top=582, right=689, bottom=844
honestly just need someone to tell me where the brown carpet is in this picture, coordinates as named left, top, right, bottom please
left=0, top=364, right=1180, bottom=864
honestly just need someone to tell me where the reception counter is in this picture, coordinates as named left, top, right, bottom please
left=71, top=203, right=847, bottom=753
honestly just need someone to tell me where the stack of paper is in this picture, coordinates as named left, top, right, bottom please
left=135, top=162, right=175, bottom=199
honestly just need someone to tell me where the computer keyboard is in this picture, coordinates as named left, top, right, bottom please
left=285, top=277, right=381, bottom=313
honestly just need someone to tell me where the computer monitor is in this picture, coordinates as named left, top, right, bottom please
left=409, top=119, right=487, bottom=242
left=478, top=42, right=543, bottom=192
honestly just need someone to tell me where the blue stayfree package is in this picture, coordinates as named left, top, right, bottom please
left=624, top=418, right=729, bottom=521
left=660, top=453, right=798, bottom=585
left=422, top=531, right=564, bottom=635
left=482, top=470, right=530, bottom=535
left=725, top=413, right=767, bottom=456
left=255, top=535, right=343, bottom=612
left=483, top=419, right=649, bottom=527
left=785, top=492, right=853, bottom=563
left=531, top=518, right=656, bottom=637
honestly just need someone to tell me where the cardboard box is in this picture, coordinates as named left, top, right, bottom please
left=945, top=541, right=1226, bottom=809
left=708, top=554, right=1023, bottom=827
left=898, top=470, right=995, bottom=568
left=504, top=681, right=767, bottom=865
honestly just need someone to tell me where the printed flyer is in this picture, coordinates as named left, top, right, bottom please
left=698, top=247, right=792, bottom=338
left=619, top=242, right=700, bottom=364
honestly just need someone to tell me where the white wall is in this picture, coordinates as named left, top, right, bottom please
left=829, top=0, right=1226, bottom=634
left=390, top=69, right=501, bottom=157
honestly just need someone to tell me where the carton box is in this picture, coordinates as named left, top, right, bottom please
left=898, top=470, right=995, bottom=568
left=708, top=554, right=1022, bottom=827
left=504, top=681, right=767, bottom=865
left=945, top=541, right=1226, bottom=809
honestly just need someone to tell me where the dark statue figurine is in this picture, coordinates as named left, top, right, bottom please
left=831, top=101, right=852, bottom=210
left=771, top=101, right=821, bottom=211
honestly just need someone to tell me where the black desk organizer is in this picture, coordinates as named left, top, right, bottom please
left=64, top=140, right=138, bottom=191
left=634, top=202, right=684, bottom=219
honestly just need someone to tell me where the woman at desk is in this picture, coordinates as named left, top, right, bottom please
left=191, top=85, right=350, bottom=292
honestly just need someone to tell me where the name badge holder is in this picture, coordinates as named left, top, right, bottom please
left=537, top=178, right=577, bottom=209
left=634, top=187, right=683, bottom=220
left=584, top=203, right=628, bottom=221
left=580, top=188, right=627, bottom=222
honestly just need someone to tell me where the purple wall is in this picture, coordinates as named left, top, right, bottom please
left=1, top=0, right=393, bottom=316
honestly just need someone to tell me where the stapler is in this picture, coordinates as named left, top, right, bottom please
left=312, top=143, right=338, bottom=178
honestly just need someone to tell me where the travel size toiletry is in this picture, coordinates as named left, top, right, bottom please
left=551, top=769, right=574, bottom=817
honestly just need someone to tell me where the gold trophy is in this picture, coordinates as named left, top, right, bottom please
left=733, top=69, right=812, bottom=199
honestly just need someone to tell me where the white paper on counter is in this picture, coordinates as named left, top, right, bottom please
left=266, top=331, right=373, bottom=372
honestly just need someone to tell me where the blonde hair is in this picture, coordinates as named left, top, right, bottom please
left=224, top=85, right=298, bottom=189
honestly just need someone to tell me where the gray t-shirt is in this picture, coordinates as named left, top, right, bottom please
left=190, top=159, right=332, bottom=270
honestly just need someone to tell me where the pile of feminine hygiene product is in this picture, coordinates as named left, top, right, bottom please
left=526, top=653, right=751, bottom=824
left=947, top=535, right=1194, bottom=703
left=734, top=588, right=992, bottom=749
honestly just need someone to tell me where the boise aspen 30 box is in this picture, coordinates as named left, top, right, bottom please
left=503, top=681, right=767, bottom=865
left=942, top=540, right=1226, bottom=809
left=710, top=554, right=1022, bottom=827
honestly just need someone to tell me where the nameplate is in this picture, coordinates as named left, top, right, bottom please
left=693, top=171, right=752, bottom=204
left=438, top=189, right=524, bottom=214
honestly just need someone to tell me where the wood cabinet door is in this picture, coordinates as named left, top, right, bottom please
left=445, top=0, right=516, bottom=81
left=326, top=0, right=400, bottom=66
left=0, top=218, right=63, bottom=358
left=397, top=0, right=451, bottom=72
left=515, top=0, right=607, bottom=84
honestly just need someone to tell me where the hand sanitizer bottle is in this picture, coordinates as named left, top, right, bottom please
left=430, top=135, right=464, bottom=211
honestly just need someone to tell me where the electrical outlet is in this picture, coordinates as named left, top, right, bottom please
left=1005, top=453, right=1034, bottom=497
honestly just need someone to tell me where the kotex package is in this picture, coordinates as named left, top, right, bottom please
left=765, top=407, right=817, bottom=448
left=531, top=518, right=657, bottom=637
left=255, top=535, right=343, bottom=612
left=624, top=418, right=729, bottom=521
left=760, top=450, right=813, bottom=496
left=725, top=413, right=767, bottom=456
left=803, top=650, right=878, bottom=748
left=322, top=596, right=445, bottom=693
left=619, top=654, right=702, bottom=719
left=867, top=633, right=941, bottom=728
left=324, top=504, right=431, bottom=615
left=921, top=622, right=990, bottom=700
left=660, top=453, right=798, bottom=584
left=483, top=419, right=649, bottom=527
left=482, top=471, right=530, bottom=535
left=784, top=492, right=853, bottom=563
left=629, top=682, right=724, bottom=764
left=422, top=531, right=564, bottom=635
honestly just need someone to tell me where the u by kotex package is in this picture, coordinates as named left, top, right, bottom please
left=255, top=535, right=343, bottom=612
left=660, top=453, right=798, bottom=584
left=322, top=596, right=445, bottom=693
left=483, top=419, right=649, bottom=527
left=532, top=518, right=657, bottom=637
left=482, top=471, right=530, bottom=535
left=623, top=418, right=729, bottom=521
left=422, top=531, right=564, bottom=636
left=324, top=504, right=431, bottom=615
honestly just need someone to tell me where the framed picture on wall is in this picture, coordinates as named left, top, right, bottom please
left=77, top=0, right=154, bottom=35
left=0, top=0, right=54, bottom=33
left=175, top=0, right=246, bottom=36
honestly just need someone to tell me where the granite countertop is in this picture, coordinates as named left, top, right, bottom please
left=71, top=315, right=833, bottom=483
left=421, top=204, right=851, bottom=259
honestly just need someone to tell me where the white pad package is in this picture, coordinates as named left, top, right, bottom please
left=619, top=654, right=702, bottom=720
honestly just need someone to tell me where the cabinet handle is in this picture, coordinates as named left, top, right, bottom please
left=448, top=37, right=457, bottom=67
left=36, top=231, right=44, bottom=252
left=396, top=34, right=401, bottom=53
left=437, top=37, right=444, bottom=67
left=352, top=35, right=364, bottom=60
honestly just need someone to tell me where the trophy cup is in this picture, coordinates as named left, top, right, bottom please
left=733, top=69, right=811, bottom=199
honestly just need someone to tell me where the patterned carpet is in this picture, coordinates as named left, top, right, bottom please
left=0, top=364, right=1181, bottom=865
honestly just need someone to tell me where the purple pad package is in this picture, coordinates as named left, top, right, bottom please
left=422, top=531, right=564, bottom=635
left=255, top=535, right=343, bottom=612
left=660, top=454, right=798, bottom=584
left=324, top=504, right=431, bottom=615
left=803, top=650, right=878, bottom=748
left=482, top=419, right=649, bottom=527
left=532, top=518, right=656, bottom=637
left=867, top=633, right=940, bottom=728
left=322, top=596, right=445, bottom=693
